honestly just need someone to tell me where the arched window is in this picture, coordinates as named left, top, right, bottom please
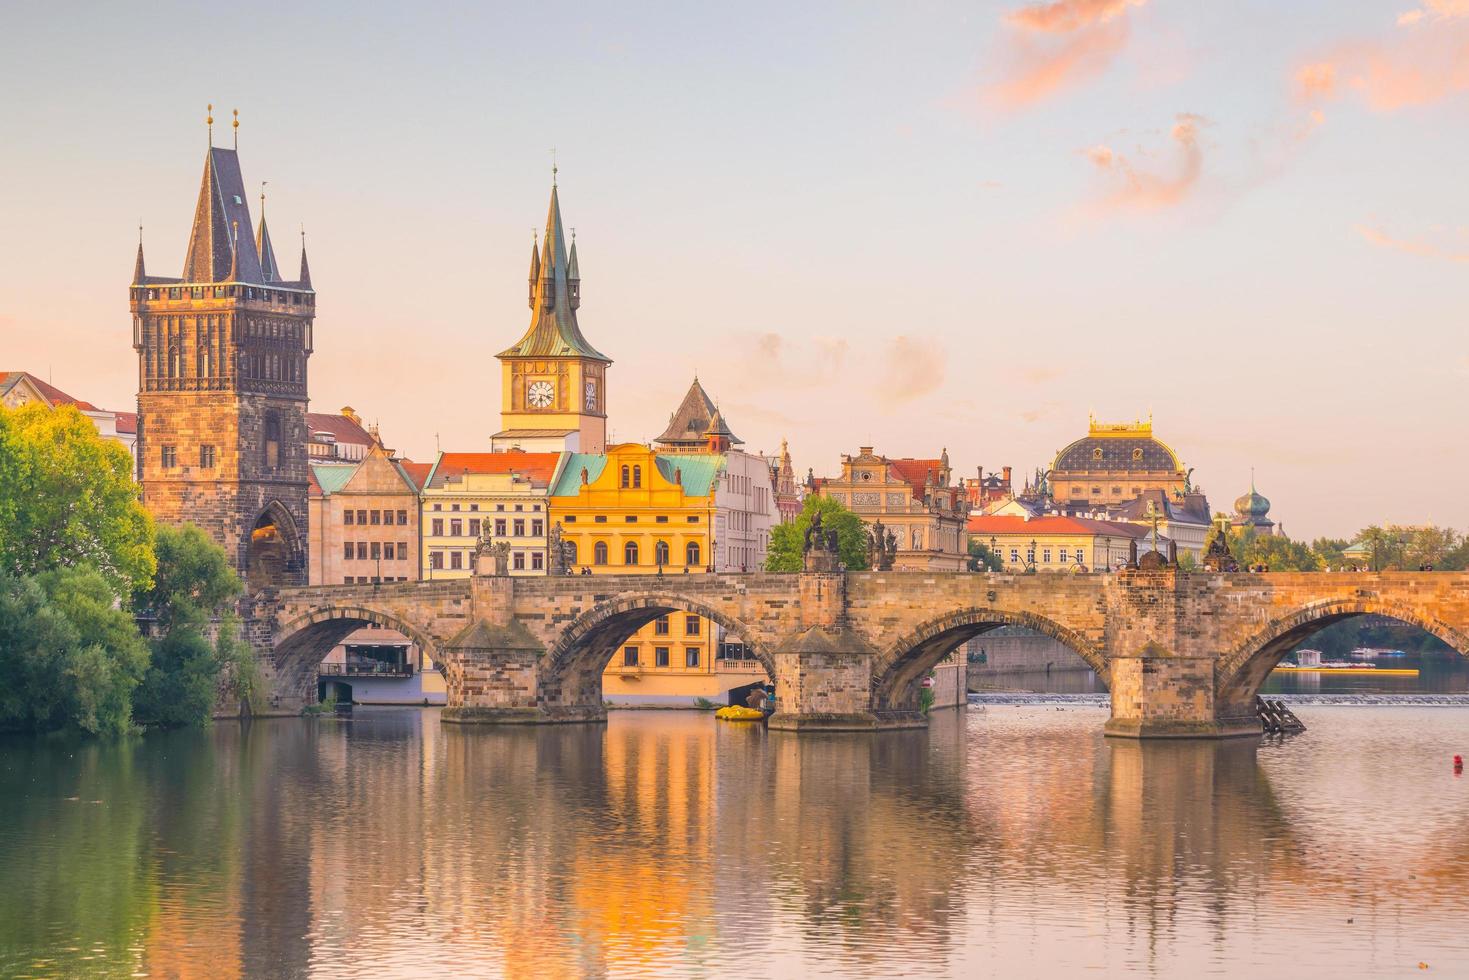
left=620, top=465, right=630, bottom=488
left=565, top=541, right=578, bottom=566
left=654, top=540, right=670, bottom=565
left=624, top=541, right=639, bottom=566
left=593, top=541, right=609, bottom=565
left=264, top=412, right=282, bottom=470
left=632, top=466, right=642, bottom=488
left=686, top=541, right=701, bottom=567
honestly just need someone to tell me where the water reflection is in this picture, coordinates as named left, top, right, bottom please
left=3, top=707, right=1469, bottom=977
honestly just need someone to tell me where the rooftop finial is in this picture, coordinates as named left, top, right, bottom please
left=232, top=108, right=239, bottom=149
left=138, top=220, right=143, bottom=247
left=550, top=146, right=558, bottom=185
left=260, top=180, right=268, bottom=220
left=206, top=103, right=213, bottom=145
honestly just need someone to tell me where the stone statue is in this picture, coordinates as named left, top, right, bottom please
left=548, top=522, right=571, bottom=576
left=803, top=509, right=825, bottom=554
left=884, top=528, right=898, bottom=570
left=1203, top=516, right=1240, bottom=573
left=1167, top=539, right=1178, bottom=566
left=826, top=528, right=839, bottom=554
left=1127, top=538, right=1138, bottom=568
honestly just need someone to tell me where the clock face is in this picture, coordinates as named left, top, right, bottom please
left=584, top=381, right=597, bottom=411
left=527, top=380, right=554, bottom=408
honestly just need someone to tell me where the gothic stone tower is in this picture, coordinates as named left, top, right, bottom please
left=492, top=179, right=611, bottom=453
left=130, top=140, right=315, bottom=591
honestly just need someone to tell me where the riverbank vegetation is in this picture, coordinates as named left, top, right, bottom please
left=0, top=404, right=249, bottom=735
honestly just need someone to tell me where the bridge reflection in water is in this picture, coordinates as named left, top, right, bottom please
left=4, top=708, right=1469, bottom=976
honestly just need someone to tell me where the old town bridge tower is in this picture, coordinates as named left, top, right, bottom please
left=130, top=129, right=314, bottom=590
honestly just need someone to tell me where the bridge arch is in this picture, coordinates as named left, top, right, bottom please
left=273, top=604, right=441, bottom=703
left=1216, top=597, right=1469, bottom=709
left=540, top=592, right=773, bottom=714
left=871, top=607, right=1107, bottom=714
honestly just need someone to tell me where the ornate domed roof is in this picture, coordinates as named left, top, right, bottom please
left=1052, top=419, right=1182, bottom=475
left=1233, top=485, right=1270, bottom=519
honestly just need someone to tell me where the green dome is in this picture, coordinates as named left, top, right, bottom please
left=1233, top=487, right=1270, bottom=519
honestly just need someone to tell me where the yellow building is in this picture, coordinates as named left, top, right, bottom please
left=967, top=515, right=1149, bottom=573
left=549, top=443, right=766, bottom=705
left=420, top=451, right=563, bottom=578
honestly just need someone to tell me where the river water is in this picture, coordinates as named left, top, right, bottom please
left=4, top=706, right=1469, bottom=978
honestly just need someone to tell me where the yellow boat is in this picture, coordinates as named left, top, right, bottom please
left=714, top=705, right=767, bottom=722
left=1272, top=666, right=1419, bottom=676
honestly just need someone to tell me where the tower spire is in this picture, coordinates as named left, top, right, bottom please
left=257, top=181, right=280, bottom=282
left=298, top=225, right=312, bottom=289
left=527, top=229, right=540, bottom=308
left=232, top=108, right=238, bottom=150
left=133, top=222, right=146, bottom=284
left=207, top=103, right=213, bottom=146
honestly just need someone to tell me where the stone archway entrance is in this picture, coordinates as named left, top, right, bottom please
left=246, top=501, right=304, bottom=591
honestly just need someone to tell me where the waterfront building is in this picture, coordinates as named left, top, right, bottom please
left=1, top=370, right=138, bottom=463
left=129, top=133, right=315, bottom=589
left=810, top=447, right=967, bottom=571
left=306, top=407, right=378, bottom=466
left=492, top=179, right=609, bottom=454
left=420, top=451, right=563, bottom=578
left=548, top=442, right=766, bottom=704
left=769, top=439, right=802, bottom=524
left=966, top=515, right=1149, bottom=573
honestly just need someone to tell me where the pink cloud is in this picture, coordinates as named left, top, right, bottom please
left=1084, top=113, right=1206, bottom=212
left=984, top=0, right=1150, bottom=108
left=1354, top=224, right=1469, bottom=263
left=1297, top=9, right=1469, bottom=111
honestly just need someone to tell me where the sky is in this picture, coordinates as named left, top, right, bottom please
left=2, top=0, right=1467, bottom=541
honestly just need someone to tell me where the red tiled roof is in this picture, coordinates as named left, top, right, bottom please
left=113, top=411, right=137, bottom=434
left=966, top=515, right=1149, bottom=538
left=306, top=411, right=374, bottom=446
left=429, top=451, right=560, bottom=490
left=398, top=460, right=433, bottom=490
left=0, top=371, right=100, bottom=411
left=889, top=458, right=944, bottom=501
left=307, top=468, right=323, bottom=497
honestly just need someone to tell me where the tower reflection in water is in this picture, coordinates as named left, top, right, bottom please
left=5, top=707, right=1469, bottom=977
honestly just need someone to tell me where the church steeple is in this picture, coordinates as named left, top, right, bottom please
left=298, top=234, right=312, bottom=289
left=132, top=239, right=147, bottom=285
left=567, top=233, right=581, bottom=310
left=182, top=147, right=264, bottom=283
left=257, top=188, right=280, bottom=283
left=498, top=181, right=608, bottom=361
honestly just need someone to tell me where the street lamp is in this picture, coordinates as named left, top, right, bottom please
left=1026, top=538, right=1037, bottom=574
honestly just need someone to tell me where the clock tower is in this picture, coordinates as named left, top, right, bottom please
left=492, top=179, right=610, bottom=453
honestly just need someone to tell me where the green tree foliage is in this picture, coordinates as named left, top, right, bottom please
left=967, top=539, right=1002, bottom=572
left=1310, top=537, right=1350, bottom=570
left=765, top=495, right=871, bottom=572
left=133, top=525, right=246, bottom=728
left=0, top=568, right=149, bottom=735
left=1236, top=530, right=1323, bottom=572
left=0, top=404, right=155, bottom=596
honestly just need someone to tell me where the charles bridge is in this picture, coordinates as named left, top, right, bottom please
left=245, top=568, right=1469, bottom=738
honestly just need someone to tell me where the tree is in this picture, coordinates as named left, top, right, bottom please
left=765, top=495, right=871, bottom=572
left=0, top=568, right=149, bottom=735
left=132, top=524, right=247, bottom=728
left=1235, top=528, right=1323, bottom=572
left=967, top=539, right=1002, bottom=572
left=0, top=404, right=155, bottom=596
left=1310, top=537, right=1349, bottom=570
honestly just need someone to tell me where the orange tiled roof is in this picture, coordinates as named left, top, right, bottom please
left=306, top=411, right=374, bottom=446
left=398, top=460, right=433, bottom=490
left=0, top=371, right=100, bottom=411
left=428, top=451, right=560, bottom=490
left=966, top=515, right=1149, bottom=538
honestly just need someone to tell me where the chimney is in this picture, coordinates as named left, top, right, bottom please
left=1002, top=465, right=1012, bottom=483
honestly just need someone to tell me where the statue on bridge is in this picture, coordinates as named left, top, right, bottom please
left=548, top=522, right=575, bottom=576
left=476, top=524, right=512, bottom=577
left=867, top=519, right=896, bottom=571
left=1203, top=514, right=1240, bottom=572
left=802, top=508, right=842, bottom=572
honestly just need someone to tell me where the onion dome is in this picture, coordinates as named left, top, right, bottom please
left=1233, top=483, right=1270, bottom=519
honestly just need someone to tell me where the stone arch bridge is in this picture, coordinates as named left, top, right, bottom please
left=246, top=570, right=1469, bottom=738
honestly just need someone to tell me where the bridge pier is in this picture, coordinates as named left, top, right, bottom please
left=767, top=627, right=889, bottom=732
left=1103, top=646, right=1259, bottom=739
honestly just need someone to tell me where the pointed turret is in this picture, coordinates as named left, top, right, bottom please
left=182, top=148, right=264, bottom=283
left=498, top=181, right=608, bottom=361
left=655, top=377, right=743, bottom=451
left=257, top=215, right=281, bottom=282
left=132, top=241, right=147, bottom=285
left=567, top=236, right=581, bottom=310
left=527, top=235, right=540, bottom=309
left=298, top=241, right=312, bottom=289
left=705, top=407, right=733, bottom=452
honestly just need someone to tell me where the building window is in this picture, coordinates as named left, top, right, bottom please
left=686, top=542, right=701, bottom=567
left=495, top=519, right=507, bottom=536
left=533, top=504, right=540, bottom=512
left=434, top=503, right=443, bottom=511
left=656, top=516, right=668, bottom=523
left=496, top=504, right=504, bottom=511
left=430, top=552, right=443, bottom=569
left=160, top=445, right=177, bottom=469
left=357, top=510, right=368, bottom=524
left=626, top=516, right=638, bottom=523
left=450, top=519, right=463, bottom=536
left=356, top=542, right=368, bottom=559
left=655, top=646, right=670, bottom=667
left=532, top=520, right=543, bottom=536
left=343, top=543, right=353, bottom=560
left=594, top=515, right=607, bottom=523
left=1042, top=549, right=1051, bottom=564
left=264, top=413, right=281, bottom=470
left=199, top=445, right=215, bottom=468
left=513, top=551, right=525, bottom=570
left=469, top=519, right=481, bottom=537
left=513, top=519, right=525, bottom=536
left=685, top=616, right=700, bottom=636
left=1091, top=487, right=1101, bottom=496
left=687, top=516, right=699, bottom=523
left=624, top=541, right=639, bottom=565
left=397, top=510, right=408, bottom=525
left=1010, top=548, right=1020, bottom=563
left=370, top=542, right=381, bottom=560
left=655, top=541, right=670, bottom=565
left=1076, top=549, right=1085, bottom=565
left=564, top=516, right=576, bottom=523
left=632, top=466, right=642, bottom=488
left=369, top=510, right=379, bottom=525
left=620, top=465, right=630, bottom=488
left=623, top=646, right=638, bottom=667
left=1059, top=549, right=1069, bottom=563
left=469, top=504, right=479, bottom=511
left=594, top=541, right=609, bottom=565
left=432, top=518, right=444, bottom=536
left=345, top=510, right=355, bottom=525
left=655, top=615, right=670, bottom=636
left=450, top=551, right=462, bottom=570
left=531, top=552, right=543, bottom=571
left=686, top=647, right=700, bottom=668
left=515, top=504, right=523, bottom=512
left=1112, top=487, right=1122, bottom=496
left=452, top=503, right=460, bottom=511
left=565, top=541, right=577, bottom=565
